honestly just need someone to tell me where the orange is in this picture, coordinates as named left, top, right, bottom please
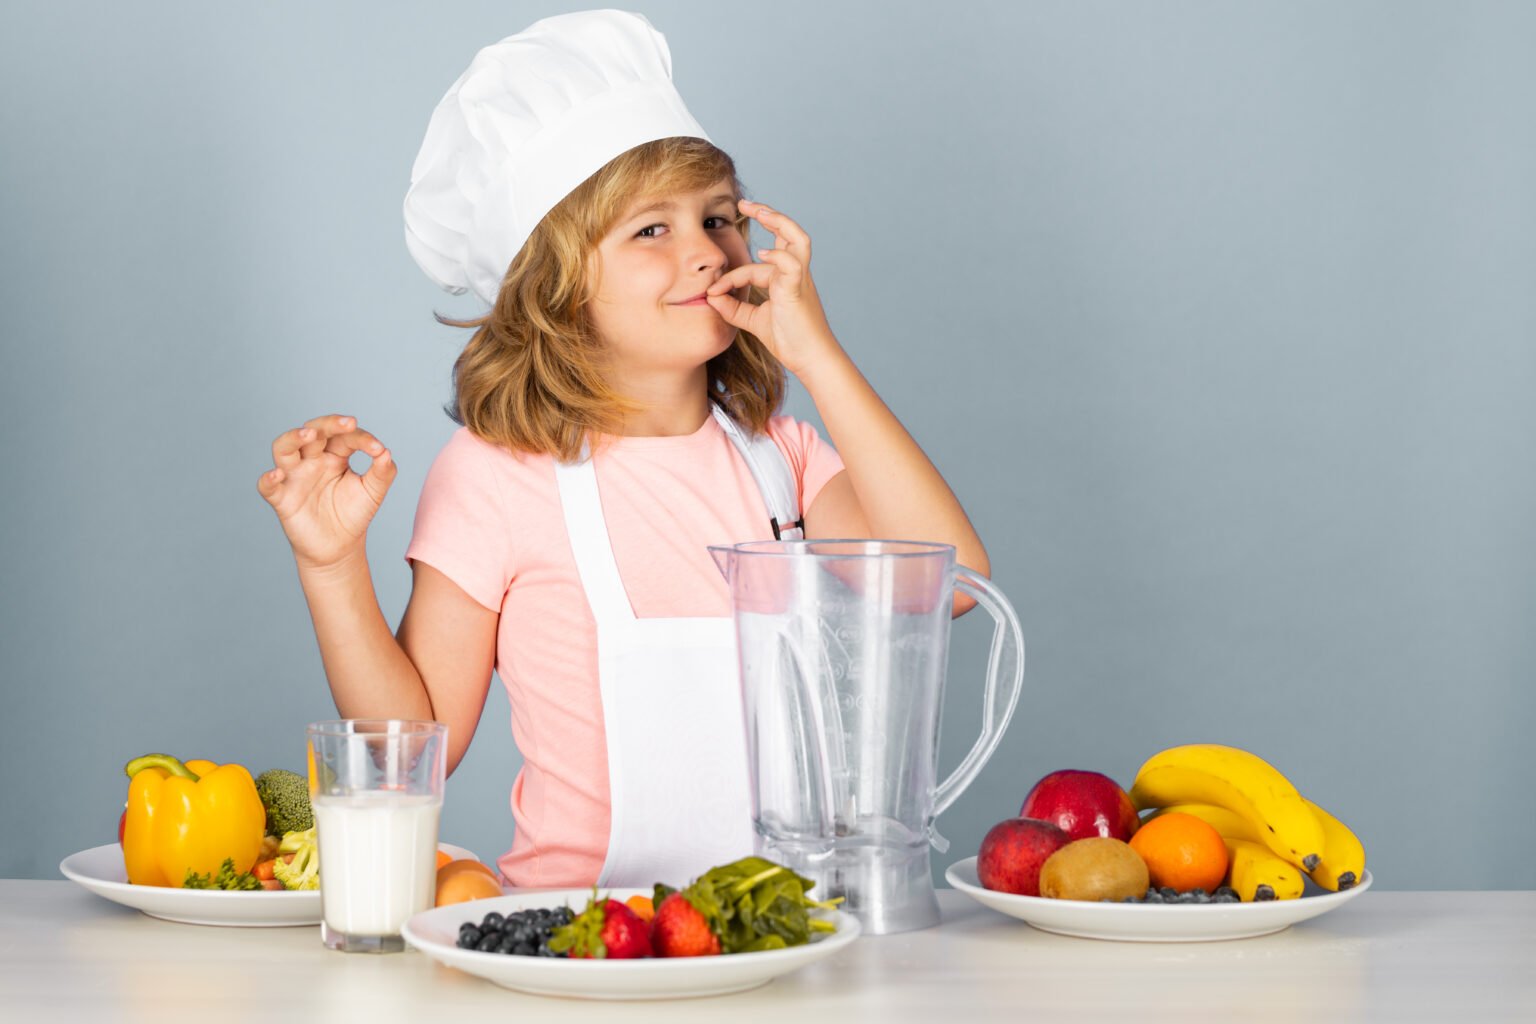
left=435, top=849, right=453, bottom=870
left=435, top=859, right=502, bottom=907
left=625, top=894, right=655, bottom=922
left=437, top=858, right=497, bottom=884
left=1128, top=812, right=1229, bottom=892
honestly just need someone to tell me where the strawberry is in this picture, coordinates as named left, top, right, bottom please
left=597, top=900, right=652, bottom=959
left=549, top=895, right=652, bottom=959
left=651, top=892, right=722, bottom=957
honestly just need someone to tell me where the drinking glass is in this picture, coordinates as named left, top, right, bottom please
left=307, top=719, right=448, bottom=953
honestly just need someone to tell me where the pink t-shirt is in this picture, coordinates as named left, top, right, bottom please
left=404, top=412, right=845, bottom=887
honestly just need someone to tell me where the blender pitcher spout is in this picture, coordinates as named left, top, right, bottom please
left=707, top=544, right=734, bottom=581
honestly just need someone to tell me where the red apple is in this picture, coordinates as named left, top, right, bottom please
left=976, top=817, right=1072, bottom=896
left=1020, top=769, right=1140, bottom=842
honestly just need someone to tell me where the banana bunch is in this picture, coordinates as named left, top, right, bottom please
left=1131, top=744, right=1365, bottom=901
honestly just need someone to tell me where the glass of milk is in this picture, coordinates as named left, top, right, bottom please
left=307, top=719, right=448, bottom=953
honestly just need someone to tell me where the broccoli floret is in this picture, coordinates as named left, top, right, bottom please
left=254, top=768, right=313, bottom=836
left=273, top=827, right=319, bottom=890
left=183, top=857, right=262, bottom=890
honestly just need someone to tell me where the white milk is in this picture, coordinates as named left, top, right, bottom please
left=313, top=792, right=441, bottom=935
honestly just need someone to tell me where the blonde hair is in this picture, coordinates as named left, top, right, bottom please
left=439, top=137, right=784, bottom=461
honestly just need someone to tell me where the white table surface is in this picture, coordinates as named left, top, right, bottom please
left=4, top=880, right=1533, bottom=1022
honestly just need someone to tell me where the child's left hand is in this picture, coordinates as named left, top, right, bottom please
left=706, top=199, right=842, bottom=377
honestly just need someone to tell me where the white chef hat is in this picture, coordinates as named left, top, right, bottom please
left=403, top=9, right=713, bottom=308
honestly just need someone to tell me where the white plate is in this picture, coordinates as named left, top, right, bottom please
left=402, top=888, right=861, bottom=1000
left=60, top=841, right=482, bottom=927
left=946, top=856, right=1372, bottom=942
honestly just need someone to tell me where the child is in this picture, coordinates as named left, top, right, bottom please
left=256, top=11, right=988, bottom=888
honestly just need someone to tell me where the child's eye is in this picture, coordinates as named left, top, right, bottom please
left=636, top=216, right=738, bottom=239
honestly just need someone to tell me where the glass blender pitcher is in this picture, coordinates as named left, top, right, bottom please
left=709, top=540, right=1025, bottom=934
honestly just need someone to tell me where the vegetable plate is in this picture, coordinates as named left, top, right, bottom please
left=60, top=842, right=479, bottom=927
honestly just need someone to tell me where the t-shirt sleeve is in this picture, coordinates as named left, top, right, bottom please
left=768, top=416, right=846, bottom=517
left=404, top=429, right=515, bottom=613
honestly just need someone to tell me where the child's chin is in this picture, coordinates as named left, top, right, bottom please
left=711, top=334, right=743, bottom=360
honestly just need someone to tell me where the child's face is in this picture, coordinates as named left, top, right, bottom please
left=587, top=178, right=750, bottom=382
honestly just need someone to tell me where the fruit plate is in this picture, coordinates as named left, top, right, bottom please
left=946, top=856, right=1371, bottom=942
left=401, top=888, right=861, bottom=1000
left=59, top=841, right=480, bottom=927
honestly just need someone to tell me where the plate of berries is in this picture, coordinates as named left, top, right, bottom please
left=946, top=856, right=1372, bottom=942
left=401, top=857, right=860, bottom=999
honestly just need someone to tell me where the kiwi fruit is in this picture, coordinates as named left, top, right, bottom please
left=1038, top=838, right=1150, bottom=902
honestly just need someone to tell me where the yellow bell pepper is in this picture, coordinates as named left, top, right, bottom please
left=121, top=754, right=267, bottom=887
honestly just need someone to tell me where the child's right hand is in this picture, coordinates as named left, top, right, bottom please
left=256, top=414, right=398, bottom=570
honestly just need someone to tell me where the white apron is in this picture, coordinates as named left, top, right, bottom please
left=553, top=404, right=804, bottom=886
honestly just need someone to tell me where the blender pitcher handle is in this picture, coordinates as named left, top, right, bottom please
left=932, top=567, right=1027, bottom=819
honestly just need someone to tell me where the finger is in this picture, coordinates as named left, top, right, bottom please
left=322, top=428, right=386, bottom=462
left=271, top=427, right=312, bottom=470
left=707, top=262, right=775, bottom=295
left=298, top=413, right=357, bottom=459
left=357, top=447, right=398, bottom=506
left=704, top=289, right=764, bottom=335
left=302, top=413, right=356, bottom=433
left=741, top=200, right=812, bottom=260
left=755, top=247, right=805, bottom=287
left=256, top=466, right=285, bottom=505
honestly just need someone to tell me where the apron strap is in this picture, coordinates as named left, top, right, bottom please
left=554, top=408, right=807, bottom=625
left=553, top=452, right=637, bottom=625
left=710, top=404, right=805, bottom=541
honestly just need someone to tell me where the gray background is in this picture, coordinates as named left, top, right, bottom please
left=3, top=0, right=1532, bottom=889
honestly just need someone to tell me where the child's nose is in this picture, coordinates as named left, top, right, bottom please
left=682, top=230, right=729, bottom=273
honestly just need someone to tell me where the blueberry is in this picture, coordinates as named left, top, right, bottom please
left=1144, top=890, right=1164, bottom=903
left=481, top=911, right=506, bottom=932
left=476, top=933, right=501, bottom=952
left=457, top=924, right=483, bottom=949
left=497, top=933, right=520, bottom=955
left=1160, top=887, right=1178, bottom=900
left=513, top=942, right=537, bottom=956
left=1214, top=891, right=1240, bottom=903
